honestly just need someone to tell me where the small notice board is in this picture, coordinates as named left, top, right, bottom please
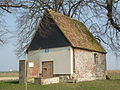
left=29, top=62, right=34, bottom=67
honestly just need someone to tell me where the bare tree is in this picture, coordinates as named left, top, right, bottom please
left=0, top=0, right=120, bottom=56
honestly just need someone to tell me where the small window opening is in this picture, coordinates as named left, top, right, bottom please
left=94, top=53, right=98, bottom=64
left=45, top=49, right=49, bottom=53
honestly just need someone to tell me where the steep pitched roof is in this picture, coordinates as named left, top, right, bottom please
left=45, top=9, right=106, bottom=53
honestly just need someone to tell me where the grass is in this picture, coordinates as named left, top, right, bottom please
left=107, top=70, right=120, bottom=79
left=0, top=70, right=120, bottom=90
left=0, top=80, right=120, bottom=90
left=108, top=75, right=120, bottom=79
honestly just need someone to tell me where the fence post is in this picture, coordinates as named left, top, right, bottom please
left=19, top=60, right=27, bottom=84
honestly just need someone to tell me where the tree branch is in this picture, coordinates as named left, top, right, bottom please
left=96, top=0, right=120, bottom=32
left=1, top=7, right=11, bottom=13
left=0, top=4, right=30, bottom=8
left=68, top=0, right=84, bottom=17
left=106, top=0, right=120, bottom=32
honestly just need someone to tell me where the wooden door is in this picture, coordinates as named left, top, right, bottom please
left=42, top=61, right=53, bottom=78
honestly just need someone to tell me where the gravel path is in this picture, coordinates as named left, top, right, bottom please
left=0, top=77, right=19, bottom=81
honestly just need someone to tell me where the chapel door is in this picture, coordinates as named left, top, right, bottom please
left=42, top=61, right=53, bottom=78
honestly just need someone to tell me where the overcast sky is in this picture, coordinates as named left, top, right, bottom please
left=0, top=14, right=120, bottom=72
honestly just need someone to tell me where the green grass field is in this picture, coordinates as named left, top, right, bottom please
left=0, top=80, right=120, bottom=90
left=107, top=70, right=120, bottom=79
left=0, top=70, right=120, bottom=90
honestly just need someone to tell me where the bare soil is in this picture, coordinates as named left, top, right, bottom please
left=0, top=72, right=19, bottom=81
left=107, top=70, right=120, bottom=75
left=0, top=77, right=19, bottom=81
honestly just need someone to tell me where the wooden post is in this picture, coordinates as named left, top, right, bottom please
left=19, top=60, right=27, bottom=84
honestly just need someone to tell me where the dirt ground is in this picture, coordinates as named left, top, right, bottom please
left=0, top=77, right=19, bottom=81
left=107, top=70, right=120, bottom=75
left=0, top=72, right=18, bottom=77
left=0, top=72, right=19, bottom=81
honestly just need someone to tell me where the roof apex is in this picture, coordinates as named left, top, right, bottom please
left=44, top=9, right=106, bottom=53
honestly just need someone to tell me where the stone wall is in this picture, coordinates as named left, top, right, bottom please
left=71, top=48, right=106, bottom=82
left=35, top=77, right=59, bottom=85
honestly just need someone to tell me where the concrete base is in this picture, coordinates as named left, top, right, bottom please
left=34, top=77, right=59, bottom=85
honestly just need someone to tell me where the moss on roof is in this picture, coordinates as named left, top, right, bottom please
left=45, top=9, right=106, bottom=53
